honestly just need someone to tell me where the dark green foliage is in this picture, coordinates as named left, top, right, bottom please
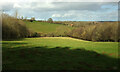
left=27, top=32, right=42, bottom=38
left=31, top=32, right=41, bottom=37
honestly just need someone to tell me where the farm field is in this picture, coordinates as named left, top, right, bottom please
left=2, top=2, right=119, bottom=71
left=25, top=21, right=74, bottom=33
left=2, top=37, right=118, bottom=70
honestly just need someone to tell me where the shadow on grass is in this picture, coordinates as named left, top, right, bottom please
left=2, top=45, right=119, bottom=70
left=2, top=42, right=27, bottom=45
left=2, top=38, right=25, bottom=41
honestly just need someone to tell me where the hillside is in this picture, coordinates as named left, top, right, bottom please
left=2, top=37, right=118, bottom=70
left=25, top=21, right=74, bottom=33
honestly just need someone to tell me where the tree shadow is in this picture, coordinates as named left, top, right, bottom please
left=2, top=38, right=25, bottom=41
left=2, top=42, right=27, bottom=45
left=2, top=45, right=119, bottom=70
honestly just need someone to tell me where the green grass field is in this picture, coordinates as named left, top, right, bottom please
left=2, top=37, right=118, bottom=70
left=25, top=21, right=74, bottom=33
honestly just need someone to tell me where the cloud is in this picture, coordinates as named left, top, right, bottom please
left=52, top=14, right=61, bottom=17
left=13, top=3, right=21, bottom=8
left=0, top=1, right=118, bottom=11
left=0, top=0, right=119, bottom=2
left=0, top=2, right=14, bottom=11
left=62, top=13, right=73, bottom=17
left=0, top=1, right=118, bottom=21
left=52, top=13, right=73, bottom=18
left=16, top=2, right=116, bottom=12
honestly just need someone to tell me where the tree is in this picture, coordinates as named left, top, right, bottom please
left=21, top=16, right=24, bottom=20
left=15, top=10, right=18, bottom=18
left=30, top=17, right=35, bottom=22
left=47, top=18, right=53, bottom=23
left=25, top=17, right=27, bottom=20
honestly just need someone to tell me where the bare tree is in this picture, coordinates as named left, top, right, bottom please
left=21, top=16, right=24, bottom=20
left=15, top=10, right=18, bottom=18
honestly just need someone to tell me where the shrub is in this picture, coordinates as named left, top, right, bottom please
left=69, top=22, right=119, bottom=42
left=2, top=13, right=30, bottom=40
left=31, top=32, right=41, bottom=37
left=30, top=17, right=35, bottom=22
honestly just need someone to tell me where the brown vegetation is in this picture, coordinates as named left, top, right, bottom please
left=68, top=22, right=119, bottom=42
left=2, top=13, right=30, bottom=40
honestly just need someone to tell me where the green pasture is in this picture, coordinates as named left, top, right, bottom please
left=2, top=37, right=118, bottom=70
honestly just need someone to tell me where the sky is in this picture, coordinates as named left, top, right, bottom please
left=0, top=0, right=119, bottom=21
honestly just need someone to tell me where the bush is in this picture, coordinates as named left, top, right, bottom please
left=31, top=32, right=41, bottom=37
left=30, top=17, right=35, bottom=22
left=2, top=13, right=30, bottom=40
left=69, top=22, right=119, bottom=42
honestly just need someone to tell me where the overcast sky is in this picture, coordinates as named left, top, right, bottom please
left=0, top=0, right=119, bottom=21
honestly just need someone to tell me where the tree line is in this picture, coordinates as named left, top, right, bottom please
left=2, top=13, right=119, bottom=42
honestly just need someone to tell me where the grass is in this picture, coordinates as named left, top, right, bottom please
left=25, top=21, right=74, bottom=33
left=2, top=37, right=119, bottom=70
